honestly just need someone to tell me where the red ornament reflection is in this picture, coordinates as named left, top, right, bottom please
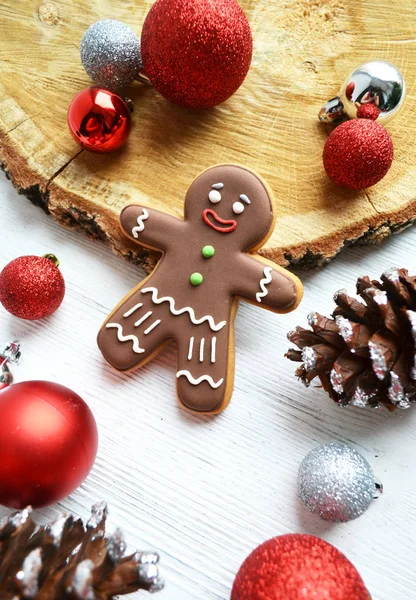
left=67, top=87, right=131, bottom=152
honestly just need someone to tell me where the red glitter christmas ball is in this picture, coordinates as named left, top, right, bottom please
left=231, top=534, right=371, bottom=600
left=68, top=87, right=131, bottom=152
left=323, top=119, right=394, bottom=189
left=0, top=255, right=65, bottom=320
left=141, top=0, right=253, bottom=108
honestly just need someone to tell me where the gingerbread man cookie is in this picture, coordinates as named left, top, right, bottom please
left=98, top=165, right=303, bottom=413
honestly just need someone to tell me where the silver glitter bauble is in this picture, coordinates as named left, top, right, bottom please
left=80, top=20, right=142, bottom=89
left=319, top=60, right=405, bottom=124
left=298, top=442, right=382, bottom=522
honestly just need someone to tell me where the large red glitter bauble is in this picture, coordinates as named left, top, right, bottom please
left=141, top=0, right=253, bottom=108
left=0, top=381, right=98, bottom=508
left=231, top=534, right=371, bottom=600
left=0, top=255, right=65, bottom=320
left=68, top=87, right=131, bottom=152
left=323, top=118, right=394, bottom=189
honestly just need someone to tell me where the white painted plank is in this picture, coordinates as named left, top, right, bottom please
left=0, top=171, right=416, bottom=598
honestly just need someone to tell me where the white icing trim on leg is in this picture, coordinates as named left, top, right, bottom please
left=141, top=287, right=226, bottom=331
left=176, top=370, right=224, bottom=389
left=134, top=311, right=153, bottom=327
left=188, top=337, right=194, bottom=360
left=132, top=208, right=149, bottom=238
left=123, top=302, right=143, bottom=318
left=256, top=267, right=273, bottom=303
left=211, top=337, right=216, bottom=364
left=199, top=338, right=205, bottom=362
left=144, top=320, right=161, bottom=335
left=106, top=323, right=145, bottom=354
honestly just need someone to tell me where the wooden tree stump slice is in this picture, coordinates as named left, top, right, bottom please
left=1, top=0, right=415, bottom=271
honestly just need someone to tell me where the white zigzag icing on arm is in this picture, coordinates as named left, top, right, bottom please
left=105, top=323, right=145, bottom=353
left=132, top=208, right=149, bottom=238
left=141, top=287, right=227, bottom=332
left=176, top=370, right=224, bottom=389
left=256, top=267, right=273, bottom=303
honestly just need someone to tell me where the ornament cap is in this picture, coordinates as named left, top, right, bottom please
left=43, top=253, right=60, bottom=268
left=318, top=96, right=345, bottom=123
left=1, top=340, right=21, bottom=365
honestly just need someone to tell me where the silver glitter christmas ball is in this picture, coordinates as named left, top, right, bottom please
left=80, top=19, right=142, bottom=90
left=298, top=442, right=380, bottom=522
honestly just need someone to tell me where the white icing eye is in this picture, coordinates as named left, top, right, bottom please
left=232, top=201, right=245, bottom=214
left=209, top=190, right=221, bottom=203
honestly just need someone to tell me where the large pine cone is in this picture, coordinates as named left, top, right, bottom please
left=0, top=503, right=163, bottom=599
left=286, top=268, right=416, bottom=410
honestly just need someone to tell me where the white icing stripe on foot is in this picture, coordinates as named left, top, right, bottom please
left=188, top=337, right=194, bottom=360
left=134, top=311, right=153, bottom=327
left=256, top=267, right=273, bottom=303
left=176, top=370, right=224, bottom=389
left=141, top=287, right=226, bottom=331
left=144, top=319, right=161, bottom=335
left=132, top=208, right=149, bottom=238
left=211, top=337, right=216, bottom=364
left=106, top=323, right=145, bottom=353
left=123, top=302, right=143, bottom=318
left=199, top=338, right=205, bottom=362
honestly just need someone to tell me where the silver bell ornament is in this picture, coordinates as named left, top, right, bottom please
left=80, top=19, right=143, bottom=90
left=0, top=340, right=21, bottom=390
left=298, top=442, right=383, bottom=522
left=319, top=60, right=405, bottom=124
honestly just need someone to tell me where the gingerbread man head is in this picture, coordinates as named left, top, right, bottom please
left=184, top=165, right=275, bottom=252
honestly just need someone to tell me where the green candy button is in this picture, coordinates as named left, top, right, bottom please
left=202, top=245, right=215, bottom=258
left=190, top=272, right=204, bottom=286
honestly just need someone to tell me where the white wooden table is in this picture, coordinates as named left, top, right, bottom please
left=1, top=171, right=415, bottom=599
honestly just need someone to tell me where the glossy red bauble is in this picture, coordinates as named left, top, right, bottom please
left=68, top=87, right=131, bottom=152
left=323, top=118, right=394, bottom=189
left=0, top=381, right=98, bottom=509
left=0, top=255, right=65, bottom=320
left=231, top=534, right=371, bottom=600
left=141, top=0, right=252, bottom=108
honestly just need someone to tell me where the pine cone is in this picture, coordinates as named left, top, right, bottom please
left=0, top=502, right=164, bottom=599
left=286, top=268, right=416, bottom=410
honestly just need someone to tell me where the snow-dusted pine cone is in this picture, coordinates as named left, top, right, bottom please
left=286, top=268, right=416, bottom=410
left=0, top=502, right=164, bottom=599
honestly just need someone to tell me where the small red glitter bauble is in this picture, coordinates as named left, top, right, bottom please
left=68, top=87, right=131, bottom=152
left=141, top=0, right=253, bottom=108
left=356, top=103, right=380, bottom=120
left=0, top=255, right=65, bottom=320
left=0, top=381, right=98, bottom=508
left=231, top=534, right=371, bottom=600
left=323, top=119, right=394, bottom=189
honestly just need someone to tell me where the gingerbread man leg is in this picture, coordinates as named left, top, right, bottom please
left=97, top=289, right=173, bottom=372
left=175, top=325, right=234, bottom=413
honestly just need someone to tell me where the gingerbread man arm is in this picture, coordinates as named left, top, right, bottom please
left=120, top=205, right=186, bottom=251
left=233, top=254, right=303, bottom=313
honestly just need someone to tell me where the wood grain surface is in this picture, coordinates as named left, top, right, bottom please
left=1, top=172, right=416, bottom=599
left=0, top=0, right=416, bottom=271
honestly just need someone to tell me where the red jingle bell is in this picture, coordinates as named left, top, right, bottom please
left=141, top=0, right=253, bottom=108
left=0, top=381, right=98, bottom=509
left=68, top=87, right=132, bottom=152
left=232, top=534, right=371, bottom=600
